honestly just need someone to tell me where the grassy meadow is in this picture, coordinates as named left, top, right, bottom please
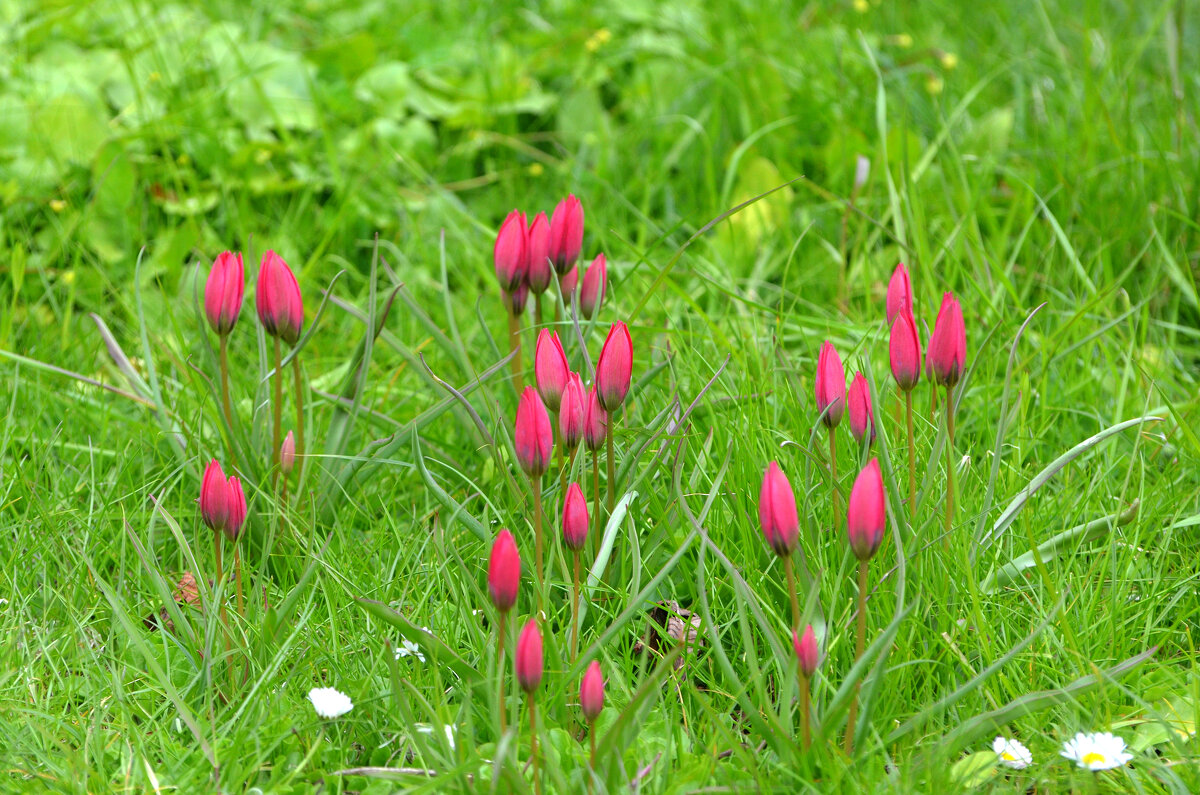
left=2, top=0, right=1199, bottom=792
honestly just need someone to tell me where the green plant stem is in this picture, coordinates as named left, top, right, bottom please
left=785, top=555, right=800, bottom=633
left=291, top=355, right=304, bottom=480
left=219, top=335, right=233, bottom=435
left=272, top=337, right=283, bottom=488
left=588, top=723, right=596, bottom=794
left=529, top=693, right=541, bottom=795
left=234, top=543, right=244, bottom=619
left=532, top=474, right=545, bottom=615
left=605, top=423, right=616, bottom=515
left=799, top=673, right=811, bottom=750
left=945, top=384, right=955, bottom=549
left=497, top=610, right=507, bottom=737
left=571, top=551, right=581, bottom=662
left=213, top=532, right=232, bottom=690
left=534, top=293, right=543, bottom=328
left=828, top=428, right=840, bottom=532
left=592, top=452, right=601, bottom=545
left=905, top=389, right=916, bottom=523
left=507, top=310, right=523, bottom=391
left=844, top=559, right=869, bottom=755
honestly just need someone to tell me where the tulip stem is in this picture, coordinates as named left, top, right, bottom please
left=799, top=673, right=811, bottom=750
left=272, top=337, right=283, bottom=488
left=532, top=475, right=545, bottom=615
left=528, top=693, right=541, bottom=795
left=587, top=722, right=596, bottom=795
left=234, top=543, right=244, bottom=619
left=944, top=384, right=955, bottom=550
left=507, top=310, right=523, bottom=391
left=497, top=610, right=507, bottom=737
left=534, top=294, right=543, bottom=328
left=605, top=425, right=616, bottom=515
left=571, top=551, right=581, bottom=663
left=905, top=390, right=916, bottom=523
left=785, top=555, right=800, bottom=634
left=213, top=532, right=232, bottom=690
left=592, top=452, right=601, bottom=560
left=219, top=335, right=234, bottom=436
left=291, top=355, right=305, bottom=481
left=828, top=429, right=840, bottom=532
left=844, top=559, right=869, bottom=755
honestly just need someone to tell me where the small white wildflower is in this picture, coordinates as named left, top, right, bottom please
left=992, top=736, right=1032, bottom=770
left=415, top=723, right=457, bottom=749
left=307, top=687, right=353, bottom=719
left=1060, top=732, right=1132, bottom=771
left=395, top=639, right=426, bottom=663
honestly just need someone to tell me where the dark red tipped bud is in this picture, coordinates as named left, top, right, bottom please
left=815, top=341, right=846, bottom=428
left=204, top=251, right=244, bottom=335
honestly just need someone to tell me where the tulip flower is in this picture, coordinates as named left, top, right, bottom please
left=515, top=387, right=553, bottom=609
left=580, top=253, right=607, bottom=320
left=890, top=308, right=922, bottom=521
left=200, top=459, right=230, bottom=534
left=488, top=529, right=521, bottom=613
left=204, top=251, right=244, bottom=336
left=494, top=209, right=528, bottom=292
left=534, top=329, right=569, bottom=412
left=200, top=459, right=248, bottom=616
left=559, top=373, right=586, bottom=453
left=928, top=292, right=966, bottom=389
left=502, top=284, right=529, bottom=316
left=847, top=372, right=875, bottom=447
left=560, top=265, right=579, bottom=300
left=844, top=458, right=886, bottom=755
left=758, top=462, right=799, bottom=558
left=526, top=212, right=552, bottom=295
left=794, top=624, right=819, bottom=748
left=583, top=384, right=609, bottom=524
left=563, top=482, right=589, bottom=659
left=224, top=476, right=247, bottom=542
left=256, top=250, right=303, bottom=345
left=595, top=321, right=632, bottom=412
left=580, top=660, right=604, bottom=722
left=280, top=431, right=296, bottom=477
left=549, top=195, right=584, bottom=274
left=885, top=263, right=912, bottom=327
left=516, top=618, right=545, bottom=792
left=815, top=340, right=846, bottom=534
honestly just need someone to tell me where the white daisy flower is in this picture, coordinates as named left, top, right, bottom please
left=1060, top=732, right=1132, bottom=771
left=307, top=687, right=354, bottom=719
left=991, top=736, right=1032, bottom=769
left=395, top=638, right=426, bottom=663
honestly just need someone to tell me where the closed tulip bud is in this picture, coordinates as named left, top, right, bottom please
left=515, top=619, right=543, bottom=694
left=847, top=372, right=875, bottom=446
left=514, top=387, right=554, bottom=477
left=502, top=283, right=529, bottom=316
left=280, top=430, right=296, bottom=476
left=224, top=476, right=247, bottom=541
left=847, top=458, right=886, bottom=561
left=549, top=194, right=584, bottom=274
left=580, top=660, right=604, bottom=721
left=928, top=292, right=967, bottom=388
left=204, top=251, right=244, bottom=335
left=580, top=253, right=607, bottom=320
left=814, top=341, right=846, bottom=428
left=886, top=263, right=912, bottom=327
left=526, top=212, right=553, bottom=294
left=494, top=209, right=528, bottom=292
left=889, top=309, right=923, bottom=391
left=534, top=329, right=570, bottom=412
left=559, top=373, right=586, bottom=451
left=759, top=461, right=799, bottom=556
left=583, top=384, right=608, bottom=452
left=560, top=265, right=579, bottom=299
left=794, top=625, right=820, bottom=678
left=562, top=482, right=589, bottom=550
left=595, top=321, right=632, bottom=412
left=488, top=529, right=520, bottom=613
left=199, top=459, right=229, bottom=532
left=255, top=250, right=304, bottom=345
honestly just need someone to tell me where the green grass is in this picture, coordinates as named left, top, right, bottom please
left=2, top=0, right=1200, bottom=791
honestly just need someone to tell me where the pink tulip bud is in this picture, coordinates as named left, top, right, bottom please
left=560, top=265, right=579, bottom=299
left=580, top=660, right=604, bottom=721
left=534, top=329, right=570, bottom=412
left=204, top=251, right=244, bottom=335
left=199, top=459, right=229, bottom=532
left=549, top=194, right=584, bottom=275
left=794, top=625, right=819, bottom=678
left=515, top=619, right=543, bottom=694
left=255, top=250, right=304, bottom=345
left=595, top=321, right=632, bottom=412
left=928, top=292, right=967, bottom=388
left=502, top=283, right=529, bottom=316
left=847, top=372, right=875, bottom=446
left=280, top=430, right=296, bottom=476
left=886, top=263, right=912, bottom=327
left=224, top=476, right=247, bottom=541
left=583, top=384, right=608, bottom=452
left=559, top=373, right=586, bottom=451
left=514, top=387, right=554, bottom=477
left=526, top=212, right=553, bottom=294
left=494, top=209, right=528, bottom=292
left=488, top=528, right=520, bottom=613
left=815, top=341, right=846, bottom=428
left=847, top=458, right=886, bottom=561
left=562, top=482, right=589, bottom=550
left=889, top=309, right=922, bottom=392
left=580, top=253, right=607, bottom=320
left=759, top=461, right=799, bottom=557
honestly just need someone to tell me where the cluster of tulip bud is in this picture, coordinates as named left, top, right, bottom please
left=760, top=262, right=969, bottom=754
